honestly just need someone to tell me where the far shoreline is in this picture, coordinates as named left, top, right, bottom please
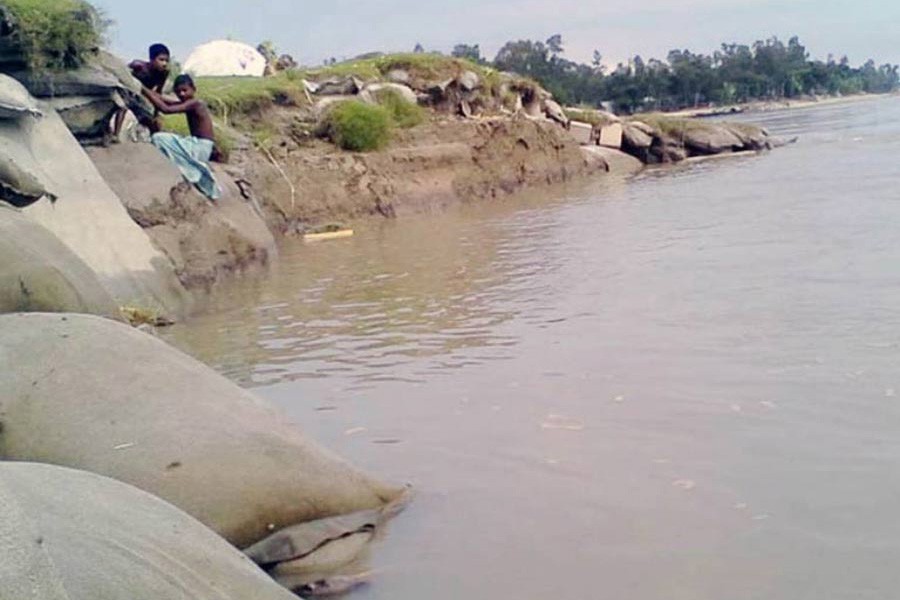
left=656, top=92, right=896, bottom=119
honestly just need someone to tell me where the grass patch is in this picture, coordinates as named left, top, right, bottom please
left=565, top=108, right=617, bottom=127
left=1, top=0, right=106, bottom=70
left=629, top=114, right=717, bottom=138
left=191, top=71, right=309, bottom=120
left=723, top=122, right=765, bottom=137
left=376, top=89, right=425, bottom=128
left=322, top=101, right=393, bottom=152
left=304, top=53, right=495, bottom=85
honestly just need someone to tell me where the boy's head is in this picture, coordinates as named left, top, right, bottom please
left=173, top=74, right=196, bottom=102
left=149, top=43, right=170, bottom=72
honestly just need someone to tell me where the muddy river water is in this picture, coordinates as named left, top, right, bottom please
left=165, top=97, right=900, bottom=600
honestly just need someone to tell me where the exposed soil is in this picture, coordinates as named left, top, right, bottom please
left=228, top=111, right=612, bottom=233
left=89, top=110, right=618, bottom=293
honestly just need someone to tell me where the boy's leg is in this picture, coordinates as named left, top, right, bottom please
left=111, top=108, right=128, bottom=143
left=151, top=133, right=221, bottom=200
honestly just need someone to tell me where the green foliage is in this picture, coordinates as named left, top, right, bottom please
left=192, top=71, right=308, bottom=120
left=2, top=0, right=106, bottom=70
left=323, top=101, right=393, bottom=152
left=491, top=34, right=900, bottom=113
left=452, top=44, right=483, bottom=64
left=376, top=89, right=425, bottom=128
left=304, top=52, right=495, bottom=86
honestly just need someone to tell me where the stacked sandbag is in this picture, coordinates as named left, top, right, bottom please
left=0, top=313, right=405, bottom=553
left=0, top=74, right=51, bottom=208
left=0, top=74, right=190, bottom=315
left=0, top=462, right=299, bottom=600
left=0, top=203, right=120, bottom=317
left=12, top=50, right=155, bottom=144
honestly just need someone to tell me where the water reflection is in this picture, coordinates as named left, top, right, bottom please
left=162, top=182, right=607, bottom=387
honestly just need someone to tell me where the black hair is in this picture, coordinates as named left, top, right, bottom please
left=149, top=43, right=170, bottom=60
left=173, top=74, right=195, bottom=90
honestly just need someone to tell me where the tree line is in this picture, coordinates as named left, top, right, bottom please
left=447, top=35, right=899, bottom=113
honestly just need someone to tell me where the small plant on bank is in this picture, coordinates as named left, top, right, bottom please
left=322, top=101, right=393, bottom=152
left=1, top=0, right=107, bottom=70
left=377, top=89, right=425, bottom=128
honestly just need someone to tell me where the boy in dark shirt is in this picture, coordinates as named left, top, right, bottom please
left=112, top=43, right=171, bottom=140
left=142, top=74, right=220, bottom=200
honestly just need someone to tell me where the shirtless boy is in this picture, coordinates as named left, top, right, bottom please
left=142, top=75, right=220, bottom=200
left=113, top=43, right=171, bottom=139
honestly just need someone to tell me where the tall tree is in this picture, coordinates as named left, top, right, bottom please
left=452, top=44, right=483, bottom=63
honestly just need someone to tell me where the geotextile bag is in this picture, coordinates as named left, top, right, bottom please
left=0, top=462, right=299, bottom=600
left=0, top=204, right=119, bottom=316
left=0, top=313, right=405, bottom=551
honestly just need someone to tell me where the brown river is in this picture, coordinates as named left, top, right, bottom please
left=164, top=96, right=900, bottom=600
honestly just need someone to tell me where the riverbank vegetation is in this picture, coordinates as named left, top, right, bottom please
left=474, top=35, right=899, bottom=113
left=320, top=101, right=393, bottom=151
left=0, top=0, right=106, bottom=70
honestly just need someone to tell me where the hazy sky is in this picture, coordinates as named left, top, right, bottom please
left=95, top=0, right=900, bottom=68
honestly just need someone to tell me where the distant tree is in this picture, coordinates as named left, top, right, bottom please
left=413, top=43, right=425, bottom=54
left=546, top=34, right=564, bottom=59
left=494, top=39, right=549, bottom=76
left=452, top=43, right=483, bottom=63
left=486, top=33, right=899, bottom=113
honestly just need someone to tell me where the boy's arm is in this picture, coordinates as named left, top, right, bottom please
left=142, top=87, right=199, bottom=115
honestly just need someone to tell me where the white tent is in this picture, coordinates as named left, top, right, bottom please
left=183, top=40, right=267, bottom=77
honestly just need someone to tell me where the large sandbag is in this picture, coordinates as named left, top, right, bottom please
left=0, top=73, right=41, bottom=119
left=0, top=147, right=53, bottom=207
left=0, top=203, right=119, bottom=317
left=0, top=98, right=190, bottom=315
left=0, top=462, right=298, bottom=600
left=12, top=51, right=154, bottom=143
left=0, top=313, right=405, bottom=551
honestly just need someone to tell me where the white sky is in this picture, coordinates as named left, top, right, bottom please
left=95, top=0, right=900, bottom=68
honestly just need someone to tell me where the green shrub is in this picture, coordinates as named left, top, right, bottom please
left=323, top=101, right=393, bottom=152
left=2, top=0, right=106, bottom=70
left=377, top=89, right=425, bottom=128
